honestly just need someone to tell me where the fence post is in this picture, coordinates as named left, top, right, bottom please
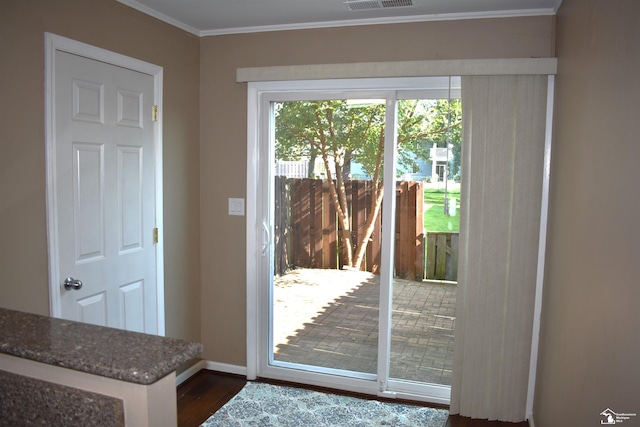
left=414, top=182, right=424, bottom=281
left=394, top=181, right=412, bottom=280
left=426, top=233, right=437, bottom=280
left=435, top=233, right=447, bottom=279
left=322, top=180, right=338, bottom=269
left=447, top=234, right=459, bottom=281
left=312, top=179, right=323, bottom=269
left=366, top=180, right=382, bottom=274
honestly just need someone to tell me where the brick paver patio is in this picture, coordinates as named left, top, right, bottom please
left=272, top=268, right=456, bottom=385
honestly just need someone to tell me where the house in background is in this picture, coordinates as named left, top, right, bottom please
left=0, top=1, right=638, bottom=426
left=428, top=143, right=453, bottom=183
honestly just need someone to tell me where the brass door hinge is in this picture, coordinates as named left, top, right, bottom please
left=153, top=227, right=159, bottom=244
left=152, top=105, right=159, bottom=122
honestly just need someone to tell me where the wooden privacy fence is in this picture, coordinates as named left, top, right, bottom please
left=274, top=178, right=381, bottom=276
left=274, top=177, right=459, bottom=282
left=425, top=232, right=459, bottom=281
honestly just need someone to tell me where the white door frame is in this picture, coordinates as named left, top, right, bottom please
left=44, top=33, right=165, bottom=335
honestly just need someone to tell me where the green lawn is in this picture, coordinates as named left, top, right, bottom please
left=423, top=189, right=460, bottom=232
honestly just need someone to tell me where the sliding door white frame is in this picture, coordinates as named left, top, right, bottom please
left=247, top=77, right=459, bottom=404
left=526, top=75, right=555, bottom=420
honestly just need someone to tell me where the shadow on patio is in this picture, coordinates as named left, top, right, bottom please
left=272, top=268, right=456, bottom=386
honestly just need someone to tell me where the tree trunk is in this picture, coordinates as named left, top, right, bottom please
left=308, top=149, right=317, bottom=178
left=341, top=149, right=353, bottom=182
left=352, top=129, right=385, bottom=270
left=322, top=152, right=353, bottom=267
left=352, top=181, right=383, bottom=270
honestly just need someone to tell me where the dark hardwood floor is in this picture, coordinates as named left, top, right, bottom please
left=176, top=370, right=528, bottom=427
left=177, top=370, right=246, bottom=427
left=445, top=415, right=528, bottom=427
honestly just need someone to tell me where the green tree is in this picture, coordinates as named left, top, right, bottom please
left=275, top=98, right=460, bottom=270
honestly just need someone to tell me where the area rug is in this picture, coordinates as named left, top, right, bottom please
left=200, top=382, right=448, bottom=426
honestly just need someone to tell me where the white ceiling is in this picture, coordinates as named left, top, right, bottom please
left=117, top=0, right=563, bottom=37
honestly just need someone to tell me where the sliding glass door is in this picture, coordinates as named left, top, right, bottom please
left=387, top=95, right=460, bottom=400
left=252, top=77, right=460, bottom=404
left=271, top=96, right=385, bottom=378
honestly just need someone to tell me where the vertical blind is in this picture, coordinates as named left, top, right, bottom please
left=450, top=75, right=548, bottom=422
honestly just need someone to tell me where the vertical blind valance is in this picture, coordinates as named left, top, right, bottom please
left=236, top=58, right=557, bottom=82
left=450, top=75, right=548, bottom=422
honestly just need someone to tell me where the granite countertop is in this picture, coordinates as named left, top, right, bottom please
left=0, top=308, right=202, bottom=385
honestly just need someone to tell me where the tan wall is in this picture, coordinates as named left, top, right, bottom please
left=199, top=16, right=556, bottom=365
left=535, top=1, right=640, bottom=424
left=0, top=0, right=201, bottom=342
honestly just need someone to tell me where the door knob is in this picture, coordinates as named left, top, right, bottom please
left=63, top=277, right=83, bottom=291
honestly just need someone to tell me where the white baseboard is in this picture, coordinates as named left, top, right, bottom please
left=175, top=360, right=247, bottom=386
left=176, top=360, right=206, bottom=386
left=203, top=360, right=247, bottom=376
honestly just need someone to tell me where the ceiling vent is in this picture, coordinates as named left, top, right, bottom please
left=343, top=0, right=414, bottom=11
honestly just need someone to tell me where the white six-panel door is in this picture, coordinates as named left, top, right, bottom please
left=53, top=50, right=158, bottom=333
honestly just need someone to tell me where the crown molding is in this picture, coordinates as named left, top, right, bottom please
left=201, top=8, right=556, bottom=36
left=116, top=0, right=201, bottom=36
left=116, top=0, right=557, bottom=38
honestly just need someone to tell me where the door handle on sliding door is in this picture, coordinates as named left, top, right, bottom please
left=261, top=221, right=270, bottom=256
